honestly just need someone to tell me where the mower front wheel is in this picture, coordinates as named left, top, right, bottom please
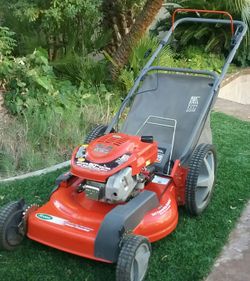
left=185, top=144, right=217, bottom=216
left=116, top=235, right=151, bottom=281
left=0, top=200, right=26, bottom=251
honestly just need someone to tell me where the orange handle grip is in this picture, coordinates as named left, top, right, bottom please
left=172, top=9, right=234, bottom=35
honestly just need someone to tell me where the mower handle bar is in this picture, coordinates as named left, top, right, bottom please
left=107, top=16, right=247, bottom=134
left=162, top=17, right=247, bottom=89
left=172, top=9, right=235, bottom=35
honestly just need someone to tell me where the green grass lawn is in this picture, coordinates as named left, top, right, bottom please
left=0, top=112, right=250, bottom=281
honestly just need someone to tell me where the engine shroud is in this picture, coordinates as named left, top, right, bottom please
left=70, top=133, right=158, bottom=182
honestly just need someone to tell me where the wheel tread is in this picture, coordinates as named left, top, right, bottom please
left=116, top=235, right=151, bottom=281
left=185, top=144, right=217, bottom=216
left=84, top=124, right=114, bottom=144
left=0, top=201, right=23, bottom=250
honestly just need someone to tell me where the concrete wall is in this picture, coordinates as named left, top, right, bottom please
left=219, top=69, right=250, bottom=105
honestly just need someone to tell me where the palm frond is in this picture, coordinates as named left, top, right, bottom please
left=194, top=26, right=210, bottom=40
left=205, top=36, right=220, bottom=52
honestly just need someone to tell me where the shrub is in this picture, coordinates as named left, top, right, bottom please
left=117, top=35, right=175, bottom=92
left=2, top=48, right=76, bottom=114
left=0, top=28, right=119, bottom=177
left=0, top=90, right=117, bottom=178
left=152, top=0, right=250, bottom=66
left=1, top=0, right=105, bottom=58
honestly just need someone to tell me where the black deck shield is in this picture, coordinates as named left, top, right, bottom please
left=94, top=190, right=159, bottom=262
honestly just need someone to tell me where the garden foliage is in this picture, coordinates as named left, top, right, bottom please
left=0, top=0, right=248, bottom=177
left=153, top=0, right=250, bottom=66
left=1, top=0, right=105, bottom=58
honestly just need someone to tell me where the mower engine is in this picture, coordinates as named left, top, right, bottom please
left=70, top=133, right=158, bottom=203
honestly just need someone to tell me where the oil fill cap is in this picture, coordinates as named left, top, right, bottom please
left=141, top=136, right=154, bottom=143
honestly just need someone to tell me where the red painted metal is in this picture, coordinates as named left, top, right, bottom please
left=172, top=8, right=234, bottom=35
left=70, top=133, right=158, bottom=182
left=170, top=160, right=188, bottom=205
left=27, top=174, right=178, bottom=262
left=134, top=180, right=178, bottom=242
left=27, top=133, right=188, bottom=263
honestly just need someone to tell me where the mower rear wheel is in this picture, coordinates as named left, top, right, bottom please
left=116, top=235, right=151, bottom=281
left=0, top=200, right=26, bottom=251
left=185, top=144, right=217, bottom=216
left=84, top=124, right=115, bottom=144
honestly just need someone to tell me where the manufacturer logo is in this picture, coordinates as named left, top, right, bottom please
left=94, top=144, right=113, bottom=154
left=35, top=213, right=94, bottom=232
left=115, top=154, right=130, bottom=165
left=76, top=161, right=111, bottom=172
left=36, top=213, right=53, bottom=221
left=151, top=199, right=171, bottom=217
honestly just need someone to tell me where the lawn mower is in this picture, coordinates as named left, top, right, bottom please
left=0, top=9, right=247, bottom=281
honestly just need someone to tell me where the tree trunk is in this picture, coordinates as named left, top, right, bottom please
left=110, top=0, right=164, bottom=79
left=102, top=1, right=124, bottom=54
left=102, top=1, right=144, bottom=55
left=126, top=9, right=135, bottom=30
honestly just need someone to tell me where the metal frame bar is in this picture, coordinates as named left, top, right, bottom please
left=135, top=116, right=177, bottom=174
left=172, top=9, right=235, bottom=34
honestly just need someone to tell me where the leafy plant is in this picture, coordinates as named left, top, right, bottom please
left=116, top=35, right=231, bottom=94
left=0, top=26, right=121, bottom=177
left=1, top=0, right=105, bottom=59
left=52, top=52, right=109, bottom=85
left=2, top=49, right=75, bottom=114
left=118, top=35, right=175, bottom=91
left=0, top=105, right=94, bottom=177
left=176, top=45, right=226, bottom=73
left=1, top=38, right=119, bottom=120
left=0, top=27, right=16, bottom=86
left=0, top=85, right=118, bottom=177
left=110, top=0, right=164, bottom=78
left=152, top=0, right=250, bottom=66
left=0, top=27, right=16, bottom=57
